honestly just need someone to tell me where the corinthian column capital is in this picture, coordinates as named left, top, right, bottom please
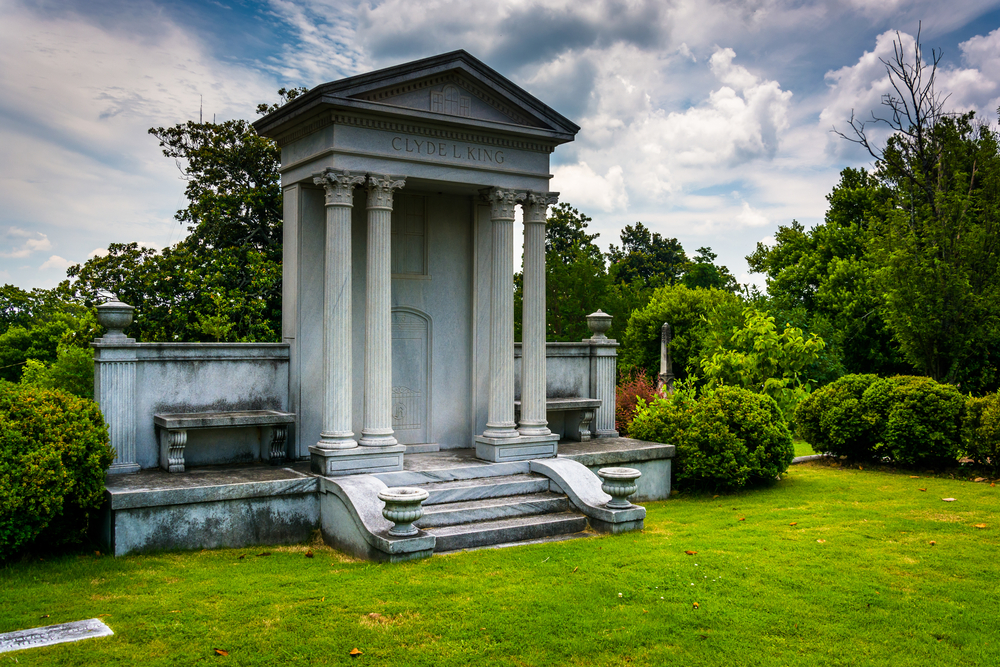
left=523, top=192, right=559, bottom=224
left=366, top=174, right=406, bottom=209
left=313, top=169, right=366, bottom=206
left=481, top=187, right=525, bottom=221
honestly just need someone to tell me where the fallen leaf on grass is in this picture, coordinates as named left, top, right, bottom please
left=238, top=555, right=245, bottom=560
left=910, top=476, right=920, bottom=478
left=918, top=488, right=927, bottom=492
left=789, top=522, right=798, bottom=526
left=692, top=602, right=700, bottom=609
left=816, top=539, right=826, bottom=543
left=942, top=498, right=956, bottom=502
left=214, top=648, right=229, bottom=656
left=305, top=550, right=314, bottom=559
left=738, top=518, right=746, bottom=522
left=169, top=610, right=180, bottom=614
left=572, top=567, right=579, bottom=573
left=480, top=628, right=486, bottom=631
left=349, top=648, right=362, bottom=657
left=974, top=524, right=987, bottom=529
left=257, top=552, right=271, bottom=557
left=685, top=551, right=697, bottom=555
left=974, top=477, right=986, bottom=482
left=929, top=541, right=936, bottom=546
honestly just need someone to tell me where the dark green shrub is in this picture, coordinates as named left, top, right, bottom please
left=860, top=376, right=964, bottom=466
left=630, top=385, right=794, bottom=491
left=0, top=381, right=112, bottom=560
left=794, top=374, right=879, bottom=458
left=962, top=394, right=1000, bottom=473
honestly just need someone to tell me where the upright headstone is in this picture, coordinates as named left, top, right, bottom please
left=657, top=322, right=675, bottom=395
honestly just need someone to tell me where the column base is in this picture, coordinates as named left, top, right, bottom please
left=309, top=444, right=406, bottom=476
left=107, top=462, right=140, bottom=475
left=474, top=434, right=559, bottom=463
left=595, top=429, right=620, bottom=438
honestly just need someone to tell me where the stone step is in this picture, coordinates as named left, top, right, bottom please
left=374, top=461, right=530, bottom=488
left=440, top=531, right=592, bottom=554
left=416, top=492, right=569, bottom=528
left=427, top=512, right=589, bottom=553
left=418, top=474, right=551, bottom=506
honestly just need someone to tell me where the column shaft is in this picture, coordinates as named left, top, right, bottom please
left=360, top=175, right=406, bottom=447
left=483, top=188, right=523, bottom=439
left=315, top=169, right=364, bottom=449
left=519, top=192, right=558, bottom=436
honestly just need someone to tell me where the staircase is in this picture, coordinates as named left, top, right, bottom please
left=374, top=465, right=590, bottom=553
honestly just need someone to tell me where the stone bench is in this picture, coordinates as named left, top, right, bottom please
left=153, top=410, right=296, bottom=473
left=514, top=397, right=602, bottom=442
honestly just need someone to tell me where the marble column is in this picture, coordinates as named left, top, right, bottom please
left=518, top=192, right=559, bottom=437
left=359, top=174, right=406, bottom=447
left=482, top=187, right=523, bottom=440
left=313, top=169, right=365, bottom=450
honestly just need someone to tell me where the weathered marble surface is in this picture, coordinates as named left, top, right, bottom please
left=0, top=619, right=113, bottom=654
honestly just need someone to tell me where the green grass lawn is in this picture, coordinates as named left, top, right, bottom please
left=793, top=438, right=817, bottom=457
left=2, top=461, right=998, bottom=666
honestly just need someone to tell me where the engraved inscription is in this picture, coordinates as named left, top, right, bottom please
left=390, top=136, right=505, bottom=164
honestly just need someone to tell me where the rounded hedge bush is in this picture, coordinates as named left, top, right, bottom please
left=794, top=373, right=879, bottom=458
left=630, top=385, right=794, bottom=491
left=0, top=381, right=113, bottom=561
left=962, top=393, right=1000, bottom=474
left=859, top=375, right=964, bottom=466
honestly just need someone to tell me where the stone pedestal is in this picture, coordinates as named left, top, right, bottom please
left=93, top=299, right=139, bottom=474
left=310, top=443, right=407, bottom=476
left=587, top=310, right=619, bottom=438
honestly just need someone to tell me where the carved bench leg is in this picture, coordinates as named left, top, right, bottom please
left=578, top=409, right=595, bottom=442
left=160, top=429, right=187, bottom=473
left=269, top=425, right=287, bottom=466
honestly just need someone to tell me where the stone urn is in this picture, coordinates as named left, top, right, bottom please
left=96, top=298, right=135, bottom=339
left=598, top=467, right=641, bottom=509
left=378, top=487, right=429, bottom=536
left=586, top=309, right=613, bottom=340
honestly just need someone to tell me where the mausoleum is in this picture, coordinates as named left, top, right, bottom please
left=96, top=51, right=675, bottom=561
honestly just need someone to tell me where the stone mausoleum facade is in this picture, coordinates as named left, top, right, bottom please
left=94, top=52, right=674, bottom=560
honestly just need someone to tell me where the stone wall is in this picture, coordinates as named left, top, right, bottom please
left=94, top=341, right=290, bottom=471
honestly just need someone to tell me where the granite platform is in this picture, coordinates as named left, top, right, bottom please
left=99, top=438, right=674, bottom=556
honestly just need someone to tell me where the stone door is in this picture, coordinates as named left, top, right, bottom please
left=391, top=308, right=430, bottom=445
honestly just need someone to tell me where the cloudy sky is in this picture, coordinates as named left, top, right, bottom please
left=2, top=0, right=1000, bottom=291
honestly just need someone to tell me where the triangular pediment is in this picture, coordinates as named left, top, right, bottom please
left=348, top=72, right=546, bottom=129
left=254, top=50, right=579, bottom=144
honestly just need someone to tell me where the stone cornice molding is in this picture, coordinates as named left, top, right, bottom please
left=314, top=169, right=366, bottom=206
left=366, top=175, right=406, bottom=209
left=481, top=188, right=525, bottom=221
left=523, top=192, right=559, bottom=224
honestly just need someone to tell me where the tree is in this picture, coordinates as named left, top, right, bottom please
left=835, top=30, right=1000, bottom=392
left=66, top=91, right=301, bottom=343
left=515, top=203, right=609, bottom=342
left=746, top=168, right=907, bottom=377
left=696, top=306, right=827, bottom=421
left=681, top=246, right=737, bottom=291
left=606, top=222, right=688, bottom=288
left=619, top=284, right=742, bottom=380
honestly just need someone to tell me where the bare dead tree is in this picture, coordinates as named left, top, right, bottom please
left=832, top=24, right=954, bottom=198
